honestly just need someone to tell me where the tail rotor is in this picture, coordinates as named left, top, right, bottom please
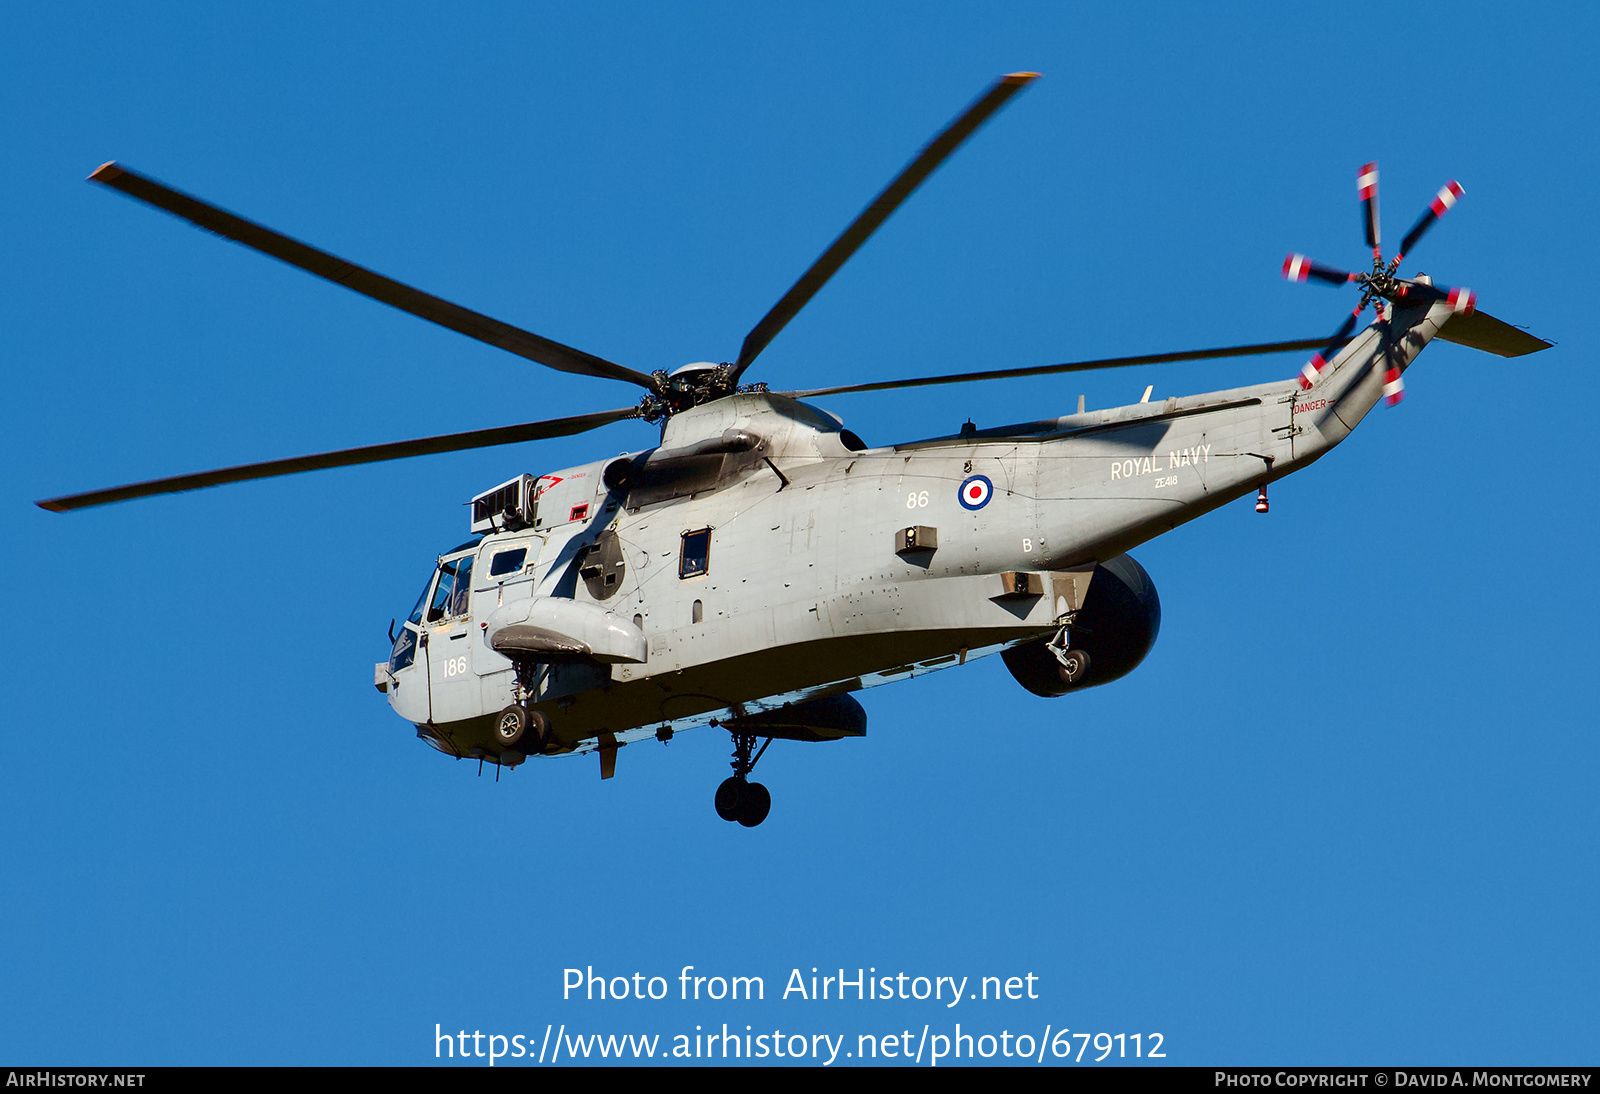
left=1282, top=162, right=1476, bottom=402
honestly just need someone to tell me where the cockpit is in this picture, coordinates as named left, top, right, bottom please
left=388, top=544, right=478, bottom=673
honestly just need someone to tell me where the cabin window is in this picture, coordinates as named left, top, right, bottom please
left=489, top=546, right=528, bottom=577
left=692, top=599, right=704, bottom=624
left=679, top=528, right=711, bottom=579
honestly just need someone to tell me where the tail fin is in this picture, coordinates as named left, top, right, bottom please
left=1435, top=310, right=1553, bottom=357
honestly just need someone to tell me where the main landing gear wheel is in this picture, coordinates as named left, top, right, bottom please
left=494, top=705, right=547, bottom=750
left=736, top=781, right=771, bottom=827
left=714, top=778, right=772, bottom=827
left=715, top=778, right=744, bottom=822
left=715, top=731, right=773, bottom=826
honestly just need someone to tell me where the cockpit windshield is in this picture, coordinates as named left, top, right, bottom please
left=392, top=553, right=476, bottom=673
left=391, top=568, right=436, bottom=672
left=405, top=574, right=431, bottom=627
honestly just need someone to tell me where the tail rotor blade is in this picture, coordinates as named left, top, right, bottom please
left=1283, top=252, right=1358, bottom=286
left=1380, top=309, right=1405, bottom=405
left=1382, top=364, right=1405, bottom=404
left=1298, top=310, right=1361, bottom=390
left=1446, top=286, right=1478, bottom=315
left=1358, top=162, right=1381, bottom=255
left=1395, top=180, right=1465, bottom=265
left=1391, top=280, right=1477, bottom=316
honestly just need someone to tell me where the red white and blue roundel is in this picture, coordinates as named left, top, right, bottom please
left=958, top=474, right=993, bottom=511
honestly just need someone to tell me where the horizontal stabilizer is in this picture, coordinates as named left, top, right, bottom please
left=1436, top=309, right=1553, bottom=357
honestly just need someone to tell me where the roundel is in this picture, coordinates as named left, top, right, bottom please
left=958, top=474, right=993, bottom=511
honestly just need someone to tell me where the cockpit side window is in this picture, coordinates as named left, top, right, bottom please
left=449, top=555, right=473, bottom=617
left=427, top=554, right=474, bottom=623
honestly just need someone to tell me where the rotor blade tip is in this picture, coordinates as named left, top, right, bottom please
left=88, top=161, right=123, bottom=183
left=1003, top=71, right=1042, bottom=83
left=35, top=499, right=68, bottom=513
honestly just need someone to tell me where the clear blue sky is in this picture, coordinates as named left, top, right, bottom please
left=3, top=2, right=1595, bottom=1066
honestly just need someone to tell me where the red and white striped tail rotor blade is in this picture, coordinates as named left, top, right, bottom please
left=1383, top=365, right=1406, bottom=405
left=1358, top=162, right=1381, bottom=254
left=1298, top=311, right=1360, bottom=390
left=1282, top=252, right=1357, bottom=286
left=1430, top=179, right=1466, bottom=217
left=1396, top=179, right=1465, bottom=263
left=1389, top=281, right=1478, bottom=317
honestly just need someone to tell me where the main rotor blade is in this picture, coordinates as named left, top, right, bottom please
left=88, top=163, right=656, bottom=390
left=36, top=405, right=641, bottom=512
left=781, top=337, right=1348, bottom=399
left=729, top=72, right=1040, bottom=382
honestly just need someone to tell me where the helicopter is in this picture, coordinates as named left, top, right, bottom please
left=38, top=73, right=1550, bottom=827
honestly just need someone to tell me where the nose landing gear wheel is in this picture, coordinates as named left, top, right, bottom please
left=1055, top=648, right=1090, bottom=685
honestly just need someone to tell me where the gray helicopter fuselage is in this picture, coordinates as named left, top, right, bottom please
left=381, top=298, right=1452, bottom=760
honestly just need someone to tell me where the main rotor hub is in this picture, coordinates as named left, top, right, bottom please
left=638, top=362, right=744, bottom=423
